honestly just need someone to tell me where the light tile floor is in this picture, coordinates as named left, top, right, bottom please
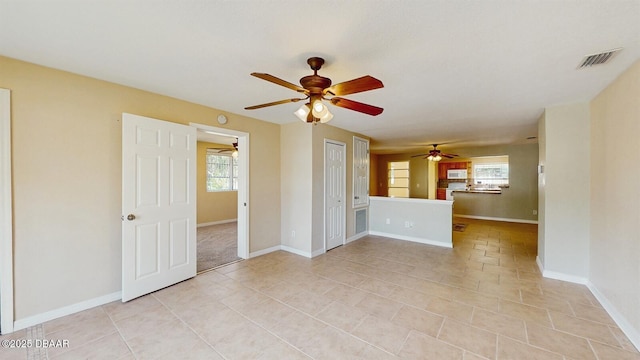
left=2, top=218, right=639, bottom=359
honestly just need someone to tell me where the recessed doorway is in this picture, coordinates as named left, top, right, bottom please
left=192, top=123, right=249, bottom=272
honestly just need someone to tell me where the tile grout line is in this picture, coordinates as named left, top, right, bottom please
left=150, top=292, right=230, bottom=360
left=101, top=303, right=140, bottom=360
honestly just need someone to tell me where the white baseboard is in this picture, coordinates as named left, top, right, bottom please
left=537, top=256, right=639, bottom=351
left=197, top=219, right=237, bottom=228
left=250, top=244, right=337, bottom=259
left=454, top=214, right=538, bottom=224
left=536, top=256, right=588, bottom=284
left=346, top=232, right=368, bottom=244
left=280, top=245, right=314, bottom=258
left=13, top=291, right=121, bottom=331
left=368, top=231, right=453, bottom=249
left=536, top=256, right=545, bottom=275
left=311, top=249, right=325, bottom=258
left=587, top=282, right=640, bottom=352
left=249, top=245, right=281, bottom=258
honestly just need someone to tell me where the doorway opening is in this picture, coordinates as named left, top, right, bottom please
left=192, top=123, right=249, bottom=273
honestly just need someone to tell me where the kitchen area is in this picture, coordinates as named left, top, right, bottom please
left=371, top=144, right=539, bottom=226
left=436, top=159, right=504, bottom=201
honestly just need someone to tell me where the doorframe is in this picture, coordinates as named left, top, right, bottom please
left=323, top=139, right=346, bottom=252
left=190, top=123, right=250, bottom=259
left=0, top=88, right=14, bottom=334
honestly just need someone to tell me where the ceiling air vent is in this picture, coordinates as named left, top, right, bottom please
left=577, top=48, right=622, bottom=69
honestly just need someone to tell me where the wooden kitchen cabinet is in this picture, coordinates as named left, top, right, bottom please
left=438, top=163, right=449, bottom=179
left=437, top=188, right=446, bottom=200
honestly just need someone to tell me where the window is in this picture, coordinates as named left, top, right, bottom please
left=388, top=161, right=409, bottom=198
left=472, top=156, right=508, bottom=186
left=206, top=151, right=238, bottom=192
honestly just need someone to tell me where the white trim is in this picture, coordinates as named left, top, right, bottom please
left=536, top=256, right=588, bottom=284
left=197, top=219, right=237, bottom=228
left=542, top=269, right=588, bottom=285
left=190, top=123, right=249, bottom=259
left=587, top=282, right=640, bottom=352
left=0, top=88, right=13, bottom=334
left=536, top=256, right=545, bottom=275
left=280, top=245, right=313, bottom=258
left=346, top=231, right=368, bottom=244
left=537, top=256, right=639, bottom=351
left=453, top=214, right=538, bottom=224
left=13, top=292, right=121, bottom=331
left=249, top=245, right=281, bottom=258
left=352, top=136, right=370, bottom=208
left=368, top=230, right=453, bottom=249
left=324, top=139, right=347, bottom=252
left=311, top=249, right=326, bottom=258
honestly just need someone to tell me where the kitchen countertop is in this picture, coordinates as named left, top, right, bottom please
left=452, top=189, right=502, bottom=194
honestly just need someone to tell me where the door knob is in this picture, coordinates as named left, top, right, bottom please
left=127, top=214, right=136, bottom=221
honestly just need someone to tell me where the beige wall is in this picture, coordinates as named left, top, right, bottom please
left=537, top=103, right=590, bottom=278
left=590, top=60, right=640, bottom=341
left=1, top=56, right=281, bottom=320
left=196, top=141, right=237, bottom=224
left=537, top=112, right=547, bottom=264
left=280, top=122, right=313, bottom=253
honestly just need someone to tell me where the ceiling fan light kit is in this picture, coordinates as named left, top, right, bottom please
left=245, top=57, right=384, bottom=124
left=294, top=104, right=310, bottom=122
left=412, top=144, right=458, bottom=162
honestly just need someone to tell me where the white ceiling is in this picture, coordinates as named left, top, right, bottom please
left=1, top=1, right=639, bottom=154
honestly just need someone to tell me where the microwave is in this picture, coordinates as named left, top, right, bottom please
left=447, top=169, right=467, bottom=179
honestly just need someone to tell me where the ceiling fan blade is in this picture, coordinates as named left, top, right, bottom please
left=411, top=153, right=429, bottom=158
left=329, top=97, right=384, bottom=116
left=207, top=148, right=232, bottom=153
left=324, top=75, right=384, bottom=96
left=244, top=98, right=305, bottom=110
left=250, top=73, right=307, bottom=93
left=442, top=154, right=456, bottom=159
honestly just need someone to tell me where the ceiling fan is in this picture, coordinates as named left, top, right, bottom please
left=411, top=144, right=458, bottom=161
left=245, top=57, right=384, bottom=123
left=208, top=138, right=238, bottom=157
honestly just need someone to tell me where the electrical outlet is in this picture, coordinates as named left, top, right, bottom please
left=386, top=218, right=390, bottom=225
left=405, top=221, right=410, bottom=228
left=532, top=210, right=538, bottom=215
left=291, top=230, right=296, bottom=238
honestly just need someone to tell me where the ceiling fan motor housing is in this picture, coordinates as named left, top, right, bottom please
left=300, top=75, right=331, bottom=94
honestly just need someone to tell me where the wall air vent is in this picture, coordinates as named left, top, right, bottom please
left=577, top=48, right=622, bottom=69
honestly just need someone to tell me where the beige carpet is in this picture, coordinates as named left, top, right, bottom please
left=197, top=221, right=241, bottom=272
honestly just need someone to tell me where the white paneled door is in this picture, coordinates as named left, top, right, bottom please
left=121, top=113, right=196, bottom=302
left=325, top=140, right=346, bottom=251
